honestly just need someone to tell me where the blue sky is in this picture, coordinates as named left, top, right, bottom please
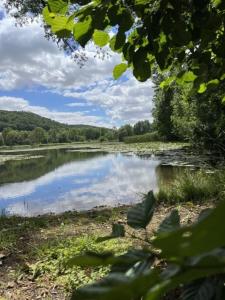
left=0, top=4, right=154, bottom=128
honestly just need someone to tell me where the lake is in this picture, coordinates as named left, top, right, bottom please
left=0, top=148, right=185, bottom=216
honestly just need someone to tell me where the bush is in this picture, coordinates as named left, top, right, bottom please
left=124, top=131, right=161, bottom=143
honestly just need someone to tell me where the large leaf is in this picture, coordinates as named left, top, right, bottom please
left=93, top=30, right=110, bottom=47
left=133, top=47, right=151, bottom=82
left=43, top=6, right=54, bottom=25
left=48, top=0, right=68, bottom=14
left=157, top=209, right=180, bottom=234
left=181, top=279, right=215, bottom=300
left=127, top=191, right=156, bottom=229
left=67, top=249, right=152, bottom=270
left=111, top=249, right=153, bottom=273
left=146, top=250, right=225, bottom=300
left=71, top=270, right=160, bottom=300
left=110, top=31, right=126, bottom=52
left=153, top=200, right=225, bottom=259
left=113, top=63, right=127, bottom=79
left=67, top=251, right=115, bottom=268
left=51, top=16, right=73, bottom=37
left=118, top=8, right=134, bottom=32
left=73, top=16, right=93, bottom=47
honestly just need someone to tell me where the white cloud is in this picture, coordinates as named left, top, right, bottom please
left=0, top=8, right=154, bottom=125
left=67, top=102, right=92, bottom=107
left=64, top=76, right=154, bottom=123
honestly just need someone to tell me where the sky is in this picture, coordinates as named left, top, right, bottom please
left=0, top=3, right=155, bottom=128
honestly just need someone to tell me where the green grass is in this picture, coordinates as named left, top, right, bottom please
left=28, top=235, right=131, bottom=290
left=157, top=169, right=224, bottom=204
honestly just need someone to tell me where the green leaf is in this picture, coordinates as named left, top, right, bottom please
left=133, top=47, right=151, bottom=82
left=48, top=0, right=68, bottom=14
left=157, top=209, right=180, bottom=234
left=160, top=76, right=176, bottom=88
left=153, top=200, right=225, bottom=259
left=113, top=63, right=128, bottom=79
left=212, top=0, right=222, bottom=7
left=67, top=251, right=115, bottom=267
left=67, top=249, right=152, bottom=270
left=181, top=279, right=215, bottom=300
left=145, top=263, right=225, bottom=300
left=110, top=32, right=126, bottom=52
left=220, top=74, right=225, bottom=80
left=51, top=16, right=73, bottom=37
left=127, top=191, right=156, bottom=229
left=93, top=30, right=110, bottom=47
left=73, top=16, right=93, bottom=47
left=111, top=250, right=153, bottom=273
left=43, top=6, right=54, bottom=25
left=182, top=71, right=197, bottom=82
left=123, top=43, right=135, bottom=63
left=198, top=83, right=207, bottom=94
left=72, top=270, right=160, bottom=300
left=118, top=9, right=134, bottom=32
left=112, top=223, right=125, bottom=237
left=176, top=71, right=197, bottom=85
left=207, top=79, right=220, bottom=88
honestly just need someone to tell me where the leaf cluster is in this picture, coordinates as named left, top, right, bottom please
left=43, top=0, right=225, bottom=93
left=67, top=191, right=225, bottom=300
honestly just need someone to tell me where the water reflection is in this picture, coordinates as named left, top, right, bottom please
left=0, top=150, right=182, bottom=216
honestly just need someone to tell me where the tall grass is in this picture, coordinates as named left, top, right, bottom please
left=157, top=169, right=225, bottom=204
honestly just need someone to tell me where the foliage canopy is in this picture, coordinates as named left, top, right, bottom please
left=43, top=0, right=225, bottom=95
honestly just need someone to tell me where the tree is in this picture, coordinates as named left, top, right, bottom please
left=57, top=130, right=70, bottom=143
left=118, top=124, right=133, bottom=141
left=85, top=128, right=100, bottom=140
left=133, top=120, right=151, bottom=135
left=2, top=128, right=19, bottom=146
left=31, top=127, right=47, bottom=144
left=0, top=133, right=4, bottom=146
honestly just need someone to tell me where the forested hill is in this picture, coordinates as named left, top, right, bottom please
left=0, top=110, right=104, bottom=131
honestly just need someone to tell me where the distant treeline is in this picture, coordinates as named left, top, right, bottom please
left=0, top=127, right=116, bottom=146
left=0, top=110, right=153, bottom=146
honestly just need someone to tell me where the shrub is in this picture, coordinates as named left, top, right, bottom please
left=124, top=132, right=161, bottom=143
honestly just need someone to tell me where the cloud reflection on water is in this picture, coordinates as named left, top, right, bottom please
left=0, top=153, right=161, bottom=216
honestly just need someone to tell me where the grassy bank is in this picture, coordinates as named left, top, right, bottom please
left=0, top=196, right=213, bottom=300
left=0, top=207, right=132, bottom=299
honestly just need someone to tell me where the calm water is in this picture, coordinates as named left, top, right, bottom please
left=0, top=149, right=184, bottom=216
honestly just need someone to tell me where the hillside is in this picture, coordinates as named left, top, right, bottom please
left=0, top=110, right=107, bottom=131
